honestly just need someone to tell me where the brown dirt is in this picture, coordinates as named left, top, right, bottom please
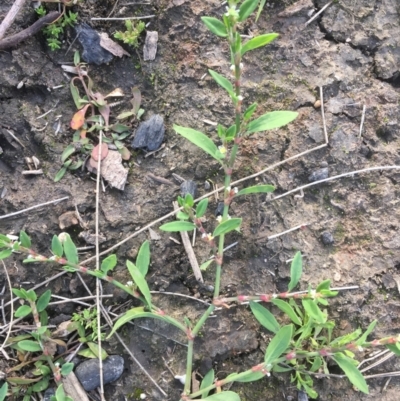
left=1, top=0, right=400, bottom=400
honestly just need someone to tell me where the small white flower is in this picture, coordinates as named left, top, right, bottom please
left=233, top=187, right=238, bottom=194
left=226, top=186, right=231, bottom=192
left=237, top=95, right=243, bottom=102
left=207, top=233, right=214, bottom=241
left=140, top=394, right=146, bottom=400
left=230, top=65, right=235, bottom=71
left=272, top=293, right=278, bottom=299
left=358, top=346, right=363, bottom=352
left=310, top=289, right=316, bottom=299
left=201, top=233, right=207, bottom=239
left=240, top=63, right=244, bottom=69
left=49, top=256, right=56, bottom=261
left=216, top=216, right=222, bottom=223
left=218, top=145, right=227, bottom=154
left=127, top=281, right=133, bottom=287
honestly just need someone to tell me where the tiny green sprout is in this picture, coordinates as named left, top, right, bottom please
left=114, top=20, right=145, bottom=47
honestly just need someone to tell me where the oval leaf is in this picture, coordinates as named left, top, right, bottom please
left=91, top=143, right=108, bottom=162
left=208, top=69, right=234, bottom=96
left=264, top=325, right=293, bottom=366
left=160, top=221, right=196, bottom=232
left=236, top=185, right=275, bottom=196
left=15, top=305, right=32, bottom=318
left=238, top=0, right=259, bottom=21
left=136, top=240, right=150, bottom=277
left=196, top=198, right=209, bottom=218
left=19, top=231, right=31, bottom=248
left=0, top=249, right=12, bottom=260
left=250, top=301, right=280, bottom=333
left=61, top=144, right=76, bottom=163
left=200, top=369, right=214, bottom=398
left=37, top=290, right=52, bottom=313
left=332, top=353, right=369, bottom=394
left=70, top=104, right=89, bottom=130
left=54, top=166, right=67, bottom=182
left=213, top=218, right=242, bottom=237
left=174, top=125, right=221, bottom=161
left=0, top=383, right=8, bottom=401
left=18, top=340, right=42, bottom=352
left=302, top=299, right=326, bottom=324
left=271, top=299, right=302, bottom=326
left=126, top=261, right=152, bottom=308
left=234, top=370, right=265, bottom=383
left=201, top=17, right=228, bottom=37
left=63, top=234, right=79, bottom=265
left=288, top=252, right=302, bottom=292
left=51, top=235, right=63, bottom=257
left=203, top=391, right=240, bottom=401
left=246, top=111, right=298, bottom=134
left=101, top=254, right=117, bottom=273
left=241, top=33, right=279, bottom=55
left=61, top=362, right=75, bottom=376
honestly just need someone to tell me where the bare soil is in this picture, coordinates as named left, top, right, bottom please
left=1, top=0, right=400, bottom=400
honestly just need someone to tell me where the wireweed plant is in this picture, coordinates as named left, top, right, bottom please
left=2, top=1, right=400, bottom=400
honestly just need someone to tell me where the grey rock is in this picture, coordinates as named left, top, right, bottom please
left=215, top=202, right=224, bottom=216
left=180, top=180, right=197, bottom=198
left=132, top=115, right=165, bottom=151
left=143, top=31, right=158, bottom=61
left=308, top=123, right=324, bottom=143
left=76, top=24, right=113, bottom=65
left=43, top=388, right=55, bottom=401
left=298, top=390, right=309, bottom=401
left=321, top=232, right=334, bottom=246
left=75, top=355, right=124, bottom=391
left=308, top=167, right=328, bottom=182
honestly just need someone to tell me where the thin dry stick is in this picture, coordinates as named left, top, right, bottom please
left=91, top=15, right=155, bottom=20
left=95, top=131, right=105, bottom=401
left=305, top=1, right=333, bottom=26
left=364, top=371, right=400, bottom=380
left=267, top=223, right=309, bottom=240
left=0, top=260, right=14, bottom=354
left=359, top=104, right=366, bottom=138
left=173, top=201, right=203, bottom=282
left=0, top=0, right=29, bottom=40
left=357, top=349, right=390, bottom=369
left=5, top=129, right=25, bottom=148
left=0, top=196, right=69, bottom=220
left=150, top=291, right=211, bottom=306
left=319, top=86, right=329, bottom=143
left=359, top=352, right=395, bottom=373
left=272, top=166, right=400, bottom=201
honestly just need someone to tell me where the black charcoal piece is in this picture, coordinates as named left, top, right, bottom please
left=308, top=167, right=328, bottom=182
left=180, top=180, right=197, bottom=198
left=215, top=202, right=224, bottom=217
left=132, top=115, right=165, bottom=151
left=321, top=232, right=334, bottom=246
left=43, top=388, right=55, bottom=401
left=75, top=24, right=113, bottom=65
left=75, top=355, right=124, bottom=391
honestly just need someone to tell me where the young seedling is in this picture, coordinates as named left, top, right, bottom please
left=114, top=20, right=145, bottom=48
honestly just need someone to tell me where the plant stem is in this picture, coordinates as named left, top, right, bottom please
left=183, top=339, right=194, bottom=395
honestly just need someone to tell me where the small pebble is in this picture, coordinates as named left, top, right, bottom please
left=204, top=180, right=211, bottom=190
left=75, top=355, right=124, bottom=391
left=308, top=167, right=328, bottom=182
left=321, top=232, right=334, bottom=246
left=298, top=390, right=309, bottom=401
left=180, top=180, right=197, bottom=198
left=215, top=202, right=224, bottom=216
left=43, top=388, right=55, bottom=401
left=314, top=100, right=321, bottom=108
left=132, top=114, right=165, bottom=151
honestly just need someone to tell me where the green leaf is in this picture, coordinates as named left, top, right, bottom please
left=200, top=259, right=214, bottom=271
left=246, top=111, right=298, bottom=134
left=256, top=0, right=267, bottom=21
left=196, top=198, right=209, bottom=218
left=238, top=0, right=259, bottom=21
left=12, top=288, right=28, bottom=299
left=243, top=103, right=258, bottom=120
left=37, top=290, right=51, bottom=313
left=78, top=348, right=97, bottom=358
left=19, top=231, right=31, bottom=248
left=32, top=376, right=49, bottom=392
left=316, top=279, right=331, bottom=292
left=386, top=343, right=400, bottom=356
left=203, top=391, right=240, bottom=401
left=176, top=211, right=189, bottom=220
left=208, top=69, right=234, bottom=96
left=332, top=353, right=369, bottom=394
left=264, top=325, right=293, bottom=366
left=101, top=254, right=117, bottom=274
left=109, top=123, right=130, bottom=133
left=15, top=305, right=32, bottom=318
left=0, top=249, right=12, bottom=260
left=0, top=382, right=8, bottom=401
left=200, top=369, right=214, bottom=398
left=159, top=221, right=196, bottom=232
left=18, top=340, right=42, bottom=352
left=126, top=261, right=152, bottom=308
left=288, top=252, right=302, bottom=292
left=73, top=50, right=80, bottom=66
left=250, top=301, right=280, bottom=333
left=236, top=185, right=275, bottom=196
left=51, top=235, right=63, bottom=257
left=201, top=17, right=228, bottom=37
left=302, top=299, right=326, bottom=324
left=107, top=306, right=186, bottom=338
left=87, top=342, right=108, bottom=360
left=136, top=240, right=150, bottom=277
left=233, top=371, right=265, bottom=383
left=174, top=125, right=221, bottom=161
left=213, top=218, right=242, bottom=237
left=70, top=82, right=83, bottom=109
left=63, top=234, right=78, bottom=265
left=61, top=144, right=76, bottom=163
left=272, top=299, right=302, bottom=326
left=26, top=289, right=37, bottom=302
left=61, top=362, right=74, bottom=376
left=241, top=33, right=279, bottom=55
left=54, top=166, right=67, bottom=182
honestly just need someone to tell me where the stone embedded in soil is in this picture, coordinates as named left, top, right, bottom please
left=75, top=24, right=113, bottom=65
left=58, top=211, right=79, bottom=230
left=321, top=232, right=334, bottom=246
left=297, top=390, right=309, bottom=401
left=75, top=355, right=124, bottom=391
left=43, top=388, right=55, bottom=401
left=308, top=167, right=328, bottom=182
left=143, top=31, right=158, bottom=61
left=132, top=114, right=165, bottom=151
left=180, top=180, right=197, bottom=198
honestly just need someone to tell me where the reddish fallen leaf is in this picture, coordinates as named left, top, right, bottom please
left=91, top=143, right=109, bottom=161
left=70, top=104, right=90, bottom=130
left=79, top=129, right=87, bottom=139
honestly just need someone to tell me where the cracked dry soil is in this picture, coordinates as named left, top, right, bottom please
left=1, top=0, right=400, bottom=400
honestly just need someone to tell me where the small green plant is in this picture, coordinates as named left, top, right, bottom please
left=2, top=272, right=74, bottom=399
left=114, top=20, right=145, bottom=47
left=35, top=5, right=79, bottom=51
